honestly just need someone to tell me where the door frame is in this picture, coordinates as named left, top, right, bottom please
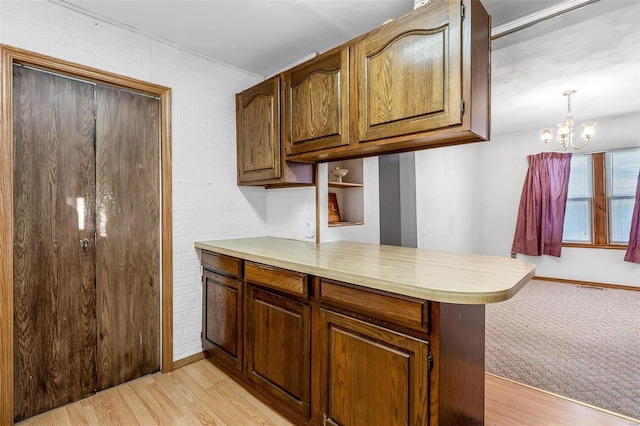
left=0, top=44, right=174, bottom=424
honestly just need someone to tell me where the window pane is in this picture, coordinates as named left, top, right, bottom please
left=563, top=154, right=593, bottom=243
left=607, top=148, right=640, bottom=197
left=567, top=154, right=593, bottom=198
left=607, top=148, right=640, bottom=244
left=563, top=199, right=591, bottom=242
left=609, top=197, right=635, bottom=244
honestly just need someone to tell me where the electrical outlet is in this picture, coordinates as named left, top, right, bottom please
left=305, top=221, right=315, bottom=239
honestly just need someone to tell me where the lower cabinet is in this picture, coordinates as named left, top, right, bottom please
left=246, top=285, right=311, bottom=419
left=318, top=309, right=430, bottom=426
left=200, top=251, right=463, bottom=425
left=202, top=268, right=243, bottom=371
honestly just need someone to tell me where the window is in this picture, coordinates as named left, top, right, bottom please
left=563, top=147, right=640, bottom=247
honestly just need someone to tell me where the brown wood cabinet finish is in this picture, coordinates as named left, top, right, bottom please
left=203, top=269, right=243, bottom=371
left=237, top=0, right=490, bottom=173
left=200, top=249, right=485, bottom=425
left=357, top=0, right=461, bottom=142
left=236, top=77, right=314, bottom=187
left=319, top=279, right=428, bottom=333
left=245, top=286, right=311, bottom=418
left=201, top=251, right=241, bottom=277
left=236, top=77, right=281, bottom=183
left=318, top=310, right=430, bottom=426
left=283, top=47, right=350, bottom=155
left=245, top=261, right=308, bottom=297
left=282, top=0, right=490, bottom=163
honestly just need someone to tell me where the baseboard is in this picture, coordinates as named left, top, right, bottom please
left=534, top=276, right=640, bottom=292
left=172, top=351, right=209, bottom=370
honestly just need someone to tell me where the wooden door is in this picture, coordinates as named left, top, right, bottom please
left=246, top=286, right=311, bottom=418
left=283, top=47, right=350, bottom=155
left=203, top=268, right=243, bottom=371
left=95, top=84, right=160, bottom=390
left=319, top=310, right=430, bottom=426
left=13, top=64, right=97, bottom=422
left=356, top=0, right=462, bottom=142
left=236, top=77, right=281, bottom=183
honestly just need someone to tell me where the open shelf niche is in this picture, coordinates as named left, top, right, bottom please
left=327, top=159, right=364, bottom=227
left=317, top=157, right=380, bottom=244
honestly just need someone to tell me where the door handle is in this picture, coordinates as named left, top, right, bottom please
left=80, top=238, right=90, bottom=249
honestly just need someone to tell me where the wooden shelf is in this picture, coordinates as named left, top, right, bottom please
left=328, top=221, right=365, bottom=227
left=328, top=182, right=363, bottom=188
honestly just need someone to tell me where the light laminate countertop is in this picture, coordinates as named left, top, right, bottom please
left=195, top=237, right=535, bottom=304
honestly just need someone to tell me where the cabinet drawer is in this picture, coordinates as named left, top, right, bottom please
left=245, top=262, right=308, bottom=298
left=320, top=279, right=428, bottom=331
left=201, top=251, right=241, bottom=278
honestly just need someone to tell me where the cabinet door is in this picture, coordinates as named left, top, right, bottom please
left=246, top=286, right=311, bottom=418
left=319, top=309, right=429, bottom=426
left=357, top=0, right=462, bottom=142
left=283, top=48, right=350, bottom=155
left=237, top=77, right=281, bottom=183
left=203, top=269, right=243, bottom=371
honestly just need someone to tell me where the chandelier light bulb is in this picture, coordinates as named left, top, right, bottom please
left=581, top=123, right=597, bottom=139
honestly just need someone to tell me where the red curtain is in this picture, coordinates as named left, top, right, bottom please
left=624, top=171, right=640, bottom=264
left=512, top=152, right=572, bottom=257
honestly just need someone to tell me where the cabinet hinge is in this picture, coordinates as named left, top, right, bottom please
left=427, top=352, right=434, bottom=371
left=200, top=331, right=203, bottom=339
left=461, top=3, right=465, bottom=21
left=460, top=99, right=465, bottom=119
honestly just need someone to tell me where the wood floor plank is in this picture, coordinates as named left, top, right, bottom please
left=144, top=380, right=201, bottom=424
left=17, top=359, right=638, bottom=425
left=116, top=384, right=161, bottom=425
left=122, top=381, right=175, bottom=425
left=485, top=374, right=638, bottom=426
left=209, top=378, right=294, bottom=426
left=162, top=367, right=226, bottom=425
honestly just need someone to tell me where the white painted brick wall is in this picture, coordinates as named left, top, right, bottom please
left=1, top=0, right=266, bottom=362
left=266, top=187, right=317, bottom=241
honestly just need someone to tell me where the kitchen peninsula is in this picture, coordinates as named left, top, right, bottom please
left=195, top=237, right=535, bottom=425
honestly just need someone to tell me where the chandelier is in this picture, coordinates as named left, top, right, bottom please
left=541, top=90, right=596, bottom=151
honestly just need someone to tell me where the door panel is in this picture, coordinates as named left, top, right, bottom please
left=320, top=310, right=430, bottom=426
left=246, top=286, right=311, bottom=418
left=357, top=0, right=462, bottom=142
left=13, top=64, right=97, bottom=422
left=203, top=269, right=243, bottom=371
left=95, top=84, right=160, bottom=390
left=283, top=48, right=350, bottom=155
left=236, top=77, right=281, bottom=182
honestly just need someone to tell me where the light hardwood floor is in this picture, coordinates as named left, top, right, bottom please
left=18, top=360, right=639, bottom=426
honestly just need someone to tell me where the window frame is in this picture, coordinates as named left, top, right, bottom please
left=563, top=149, right=638, bottom=250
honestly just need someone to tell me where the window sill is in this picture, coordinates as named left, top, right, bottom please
left=562, top=243, right=628, bottom=250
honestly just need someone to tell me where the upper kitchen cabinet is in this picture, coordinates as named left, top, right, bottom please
left=282, top=46, right=350, bottom=156
left=285, top=0, right=490, bottom=163
left=236, top=77, right=314, bottom=187
left=357, top=0, right=463, bottom=142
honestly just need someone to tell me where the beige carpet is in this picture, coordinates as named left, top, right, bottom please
left=486, top=279, right=640, bottom=420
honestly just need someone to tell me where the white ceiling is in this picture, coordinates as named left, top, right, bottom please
left=57, top=0, right=640, bottom=136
